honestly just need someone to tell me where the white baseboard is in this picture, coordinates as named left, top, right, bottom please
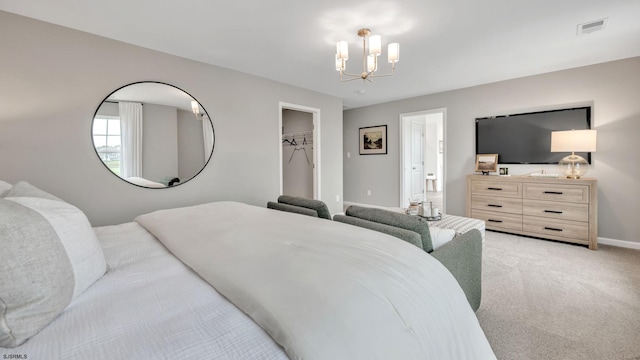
left=598, top=237, right=640, bottom=250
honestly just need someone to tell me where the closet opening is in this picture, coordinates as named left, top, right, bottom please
left=279, top=102, right=321, bottom=199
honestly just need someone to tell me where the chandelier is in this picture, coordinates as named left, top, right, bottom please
left=335, top=28, right=399, bottom=82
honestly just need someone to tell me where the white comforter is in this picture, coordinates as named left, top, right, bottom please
left=8, top=222, right=288, bottom=360
left=136, top=201, right=496, bottom=360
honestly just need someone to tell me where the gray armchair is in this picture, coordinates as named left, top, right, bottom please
left=334, top=206, right=483, bottom=311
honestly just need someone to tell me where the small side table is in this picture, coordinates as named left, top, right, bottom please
left=426, top=175, right=437, bottom=192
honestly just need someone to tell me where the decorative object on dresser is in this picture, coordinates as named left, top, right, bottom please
left=550, top=129, right=597, bottom=179
left=475, top=154, right=498, bottom=175
left=466, top=174, right=597, bottom=250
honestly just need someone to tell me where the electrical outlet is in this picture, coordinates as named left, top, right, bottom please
left=336, top=195, right=340, bottom=202
left=367, top=190, right=371, bottom=196
left=347, top=152, right=351, bottom=158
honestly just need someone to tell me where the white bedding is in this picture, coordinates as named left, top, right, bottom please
left=136, top=201, right=496, bottom=360
left=6, top=222, right=288, bottom=360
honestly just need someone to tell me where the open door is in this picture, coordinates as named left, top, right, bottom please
left=399, top=109, right=446, bottom=210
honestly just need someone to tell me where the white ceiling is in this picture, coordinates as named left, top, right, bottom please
left=1, top=0, right=639, bottom=109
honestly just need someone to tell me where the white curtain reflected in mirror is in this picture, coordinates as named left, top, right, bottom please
left=92, top=82, right=214, bottom=188
left=118, top=102, right=143, bottom=178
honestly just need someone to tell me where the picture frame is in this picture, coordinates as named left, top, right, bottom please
left=359, top=125, right=387, bottom=155
left=475, top=154, right=498, bottom=174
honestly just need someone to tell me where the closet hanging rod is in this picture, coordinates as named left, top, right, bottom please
left=282, top=130, right=313, bottom=137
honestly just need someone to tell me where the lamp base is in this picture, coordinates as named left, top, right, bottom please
left=558, top=154, right=589, bottom=179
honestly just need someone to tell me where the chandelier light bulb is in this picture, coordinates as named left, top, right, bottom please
left=336, top=41, right=349, bottom=60
left=388, top=43, right=399, bottom=63
left=367, top=55, right=376, bottom=72
left=335, top=54, right=343, bottom=71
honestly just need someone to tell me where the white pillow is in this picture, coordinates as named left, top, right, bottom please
left=429, top=226, right=456, bottom=250
left=0, top=180, right=11, bottom=197
left=0, top=182, right=106, bottom=347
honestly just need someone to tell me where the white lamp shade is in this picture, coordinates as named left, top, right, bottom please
left=335, top=54, right=343, bottom=71
left=191, top=100, right=200, bottom=115
left=336, top=41, right=349, bottom=60
left=367, top=54, right=376, bottom=72
left=369, top=35, right=381, bottom=55
left=550, top=129, right=597, bottom=152
left=387, top=43, right=399, bottom=63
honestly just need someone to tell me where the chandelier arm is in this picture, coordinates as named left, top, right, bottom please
left=365, top=63, right=396, bottom=78
left=340, top=70, right=365, bottom=78
left=339, top=76, right=365, bottom=82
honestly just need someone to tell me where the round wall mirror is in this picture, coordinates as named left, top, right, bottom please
left=92, top=81, right=214, bottom=188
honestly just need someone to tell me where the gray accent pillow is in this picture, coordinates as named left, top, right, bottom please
left=0, top=182, right=107, bottom=347
left=0, top=180, right=11, bottom=197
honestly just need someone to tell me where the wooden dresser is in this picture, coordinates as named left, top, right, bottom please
left=466, top=175, right=598, bottom=249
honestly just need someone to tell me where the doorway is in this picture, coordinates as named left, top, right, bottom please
left=399, top=109, right=446, bottom=211
left=279, top=102, right=321, bottom=199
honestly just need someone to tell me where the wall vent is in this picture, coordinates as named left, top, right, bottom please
left=577, top=18, right=608, bottom=36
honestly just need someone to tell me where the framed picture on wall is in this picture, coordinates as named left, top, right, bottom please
left=475, top=154, right=498, bottom=174
left=359, top=125, right=387, bottom=155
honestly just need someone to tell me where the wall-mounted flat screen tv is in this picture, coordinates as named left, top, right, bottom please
left=475, top=106, right=592, bottom=164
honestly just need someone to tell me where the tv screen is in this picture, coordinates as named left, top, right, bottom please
left=475, top=107, right=591, bottom=164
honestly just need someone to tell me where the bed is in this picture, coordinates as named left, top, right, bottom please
left=1, top=181, right=496, bottom=359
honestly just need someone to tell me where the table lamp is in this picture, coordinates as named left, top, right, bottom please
left=550, top=129, right=597, bottom=179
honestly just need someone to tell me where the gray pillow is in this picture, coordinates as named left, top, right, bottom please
left=0, top=182, right=107, bottom=347
left=0, top=180, right=11, bottom=197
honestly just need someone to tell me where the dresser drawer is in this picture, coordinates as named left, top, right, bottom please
left=523, top=183, right=589, bottom=203
left=523, top=200, right=589, bottom=222
left=472, top=210, right=523, bottom=231
left=523, top=217, right=589, bottom=242
left=471, top=180, right=522, bottom=198
left=472, top=195, right=523, bottom=214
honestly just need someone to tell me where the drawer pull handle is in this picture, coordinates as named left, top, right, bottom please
left=488, top=204, right=503, bottom=208
left=544, top=227, right=563, bottom=232
left=488, top=219, right=503, bottom=223
left=544, top=210, right=563, bottom=214
left=544, top=191, right=564, bottom=195
left=487, top=187, right=503, bottom=191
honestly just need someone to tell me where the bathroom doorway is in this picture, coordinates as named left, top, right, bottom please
left=399, top=108, right=445, bottom=211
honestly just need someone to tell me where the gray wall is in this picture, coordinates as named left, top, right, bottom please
left=142, top=103, right=178, bottom=182
left=344, top=57, right=640, bottom=244
left=0, top=11, right=344, bottom=225
left=177, top=109, right=206, bottom=181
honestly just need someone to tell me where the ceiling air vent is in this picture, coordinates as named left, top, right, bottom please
left=577, top=18, right=608, bottom=36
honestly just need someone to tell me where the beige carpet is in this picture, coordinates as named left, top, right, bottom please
left=476, top=231, right=640, bottom=360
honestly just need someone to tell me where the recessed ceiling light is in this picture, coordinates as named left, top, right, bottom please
left=577, top=18, right=608, bottom=36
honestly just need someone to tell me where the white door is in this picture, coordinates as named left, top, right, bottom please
left=410, top=121, right=424, bottom=201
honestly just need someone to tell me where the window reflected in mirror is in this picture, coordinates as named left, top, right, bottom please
left=92, top=82, right=214, bottom=188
